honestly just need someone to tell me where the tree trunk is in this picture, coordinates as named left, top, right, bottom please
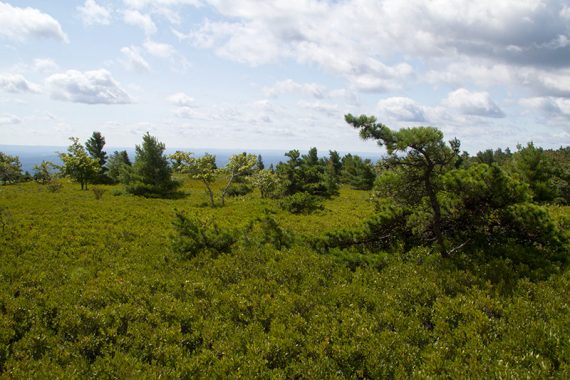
left=220, top=173, right=235, bottom=207
left=204, top=181, right=215, bottom=208
left=424, top=169, right=447, bottom=257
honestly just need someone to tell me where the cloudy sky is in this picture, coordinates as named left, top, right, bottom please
left=1, top=0, right=569, bottom=153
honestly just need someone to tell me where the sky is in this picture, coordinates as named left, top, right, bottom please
left=0, top=0, right=569, bottom=154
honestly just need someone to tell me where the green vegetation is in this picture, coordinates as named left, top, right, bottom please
left=0, top=152, right=22, bottom=184
left=0, top=121, right=569, bottom=377
left=122, top=133, right=180, bottom=198
left=58, top=137, right=100, bottom=190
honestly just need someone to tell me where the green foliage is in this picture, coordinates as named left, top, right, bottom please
left=279, top=192, right=323, bottom=214
left=442, top=163, right=568, bottom=254
left=59, top=137, right=100, bottom=190
left=346, top=114, right=460, bottom=256
left=0, top=152, right=23, bottom=184
left=172, top=211, right=237, bottom=259
left=32, top=161, right=57, bottom=185
left=242, top=211, right=294, bottom=250
left=171, top=151, right=218, bottom=207
left=92, top=187, right=105, bottom=200
left=220, top=153, right=257, bottom=206
left=85, top=131, right=109, bottom=183
left=123, top=133, right=179, bottom=197
left=106, top=150, right=131, bottom=184
left=341, top=154, right=376, bottom=190
left=276, top=147, right=339, bottom=198
left=251, top=169, right=280, bottom=199
left=0, top=181, right=569, bottom=377
left=512, top=142, right=558, bottom=202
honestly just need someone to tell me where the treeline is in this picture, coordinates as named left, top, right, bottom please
left=1, top=132, right=378, bottom=211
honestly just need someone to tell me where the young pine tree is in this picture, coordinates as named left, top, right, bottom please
left=123, top=133, right=179, bottom=197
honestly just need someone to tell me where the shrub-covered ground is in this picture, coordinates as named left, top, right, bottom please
left=0, top=180, right=568, bottom=378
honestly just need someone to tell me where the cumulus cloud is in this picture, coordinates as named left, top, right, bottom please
left=32, top=58, right=59, bottom=73
left=180, top=0, right=570, bottom=97
left=120, top=46, right=150, bottom=71
left=123, top=9, right=156, bottom=35
left=0, top=2, right=68, bottom=42
left=264, top=79, right=324, bottom=98
left=0, top=74, right=41, bottom=93
left=168, top=92, right=197, bottom=118
left=377, top=97, right=427, bottom=122
left=77, top=0, right=112, bottom=26
left=167, top=92, right=194, bottom=106
left=124, top=0, right=201, bottom=9
left=0, top=114, right=21, bottom=126
left=298, top=100, right=339, bottom=116
left=520, top=96, right=570, bottom=120
left=143, top=40, right=175, bottom=58
left=444, top=88, right=505, bottom=118
left=46, top=69, right=131, bottom=104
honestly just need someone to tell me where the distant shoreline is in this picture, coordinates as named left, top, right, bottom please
left=0, top=145, right=382, bottom=173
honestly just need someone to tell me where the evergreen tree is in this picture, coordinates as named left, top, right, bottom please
left=346, top=114, right=459, bottom=256
left=256, top=154, right=265, bottom=171
left=85, top=132, right=108, bottom=182
left=123, top=133, right=179, bottom=197
left=106, top=150, right=131, bottom=183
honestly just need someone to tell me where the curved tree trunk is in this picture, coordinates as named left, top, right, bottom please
left=424, top=168, right=447, bottom=257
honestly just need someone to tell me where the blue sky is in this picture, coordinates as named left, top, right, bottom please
left=1, top=0, right=569, bottom=153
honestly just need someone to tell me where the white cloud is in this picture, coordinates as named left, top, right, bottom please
left=143, top=40, right=175, bottom=58
left=46, top=69, right=131, bottom=104
left=124, top=0, right=201, bottom=9
left=520, top=96, right=570, bottom=120
left=168, top=92, right=197, bottom=118
left=377, top=97, right=427, bottom=122
left=0, top=2, right=68, bottom=42
left=264, top=79, right=324, bottom=98
left=120, top=46, right=150, bottom=71
left=0, top=113, right=21, bottom=125
left=0, top=74, right=41, bottom=93
left=298, top=100, right=339, bottom=116
left=32, top=58, right=59, bottom=73
left=167, top=92, right=194, bottom=106
left=77, top=0, right=111, bottom=26
left=182, top=0, right=570, bottom=97
left=444, top=88, right=505, bottom=118
left=123, top=9, right=156, bottom=35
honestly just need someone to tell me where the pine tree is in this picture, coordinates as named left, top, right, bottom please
left=123, top=133, right=179, bottom=197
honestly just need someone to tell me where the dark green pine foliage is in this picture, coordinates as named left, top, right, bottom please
left=85, top=132, right=109, bottom=183
left=341, top=154, right=376, bottom=190
left=123, top=133, right=179, bottom=197
left=256, top=154, right=265, bottom=171
left=276, top=147, right=338, bottom=198
left=106, top=150, right=131, bottom=183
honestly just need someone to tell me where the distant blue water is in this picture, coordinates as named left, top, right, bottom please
left=0, top=145, right=381, bottom=173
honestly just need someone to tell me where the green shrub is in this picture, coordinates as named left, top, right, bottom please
left=279, top=192, right=323, bottom=214
left=45, top=180, right=63, bottom=193
left=171, top=211, right=237, bottom=259
left=225, top=183, right=253, bottom=197
left=92, top=187, right=105, bottom=200
left=242, top=211, right=294, bottom=250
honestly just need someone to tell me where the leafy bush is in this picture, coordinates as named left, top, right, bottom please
left=279, top=192, right=323, bottom=214
left=92, top=187, right=105, bottom=200
left=171, top=211, right=237, bottom=259
left=242, top=211, right=294, bottom=250
left=225, top=183, right=253, bottom=197
left=45, top=180, right=63, bottom=193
